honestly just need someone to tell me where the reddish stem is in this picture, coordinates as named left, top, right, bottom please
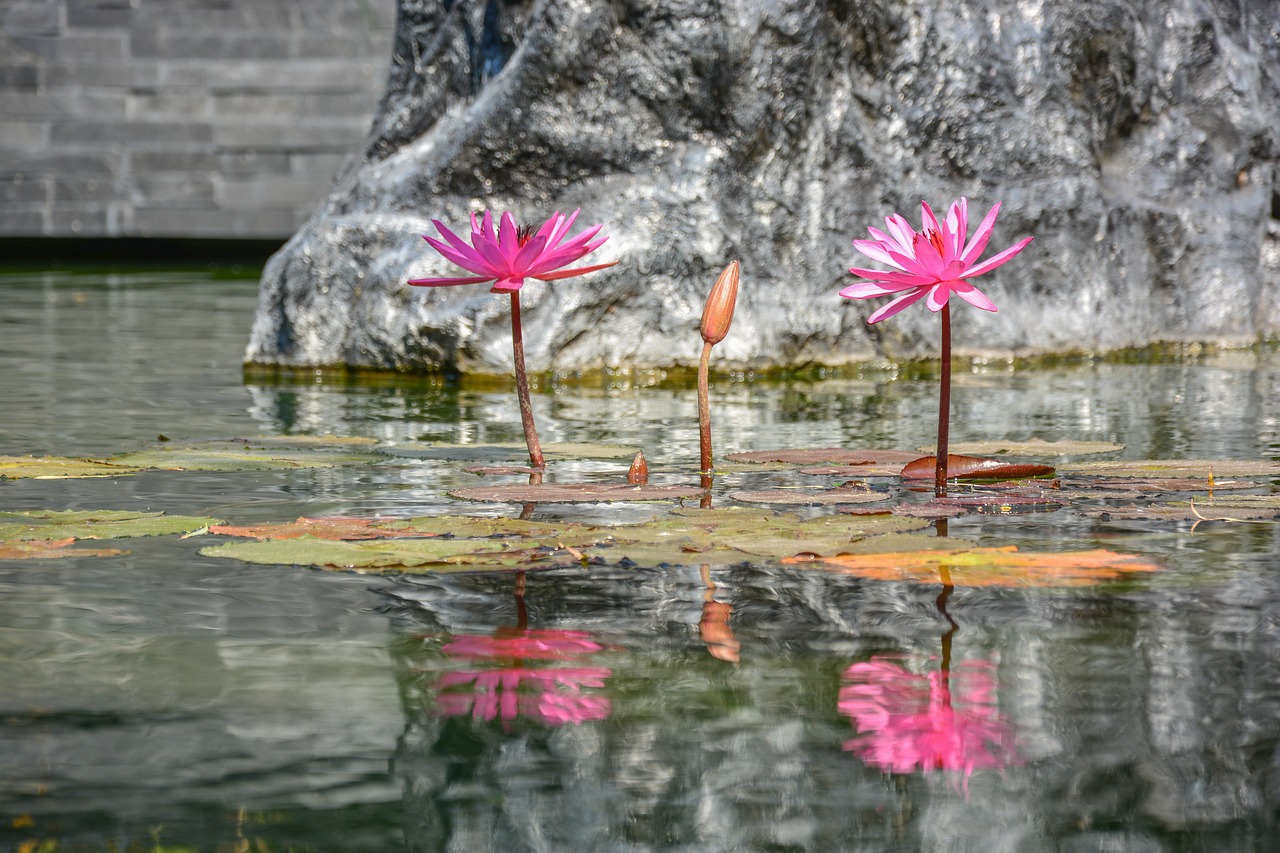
left=509, top=292, right=545, bottom=470
left=698, top=340, right=713, bottom=475
left=935, top=303, right=951, bottom=498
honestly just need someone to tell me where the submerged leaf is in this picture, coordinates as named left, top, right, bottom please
left=0, top=510, right=223, bottom=542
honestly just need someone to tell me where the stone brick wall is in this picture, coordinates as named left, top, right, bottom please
left=0, top=0, right=394, bottom=239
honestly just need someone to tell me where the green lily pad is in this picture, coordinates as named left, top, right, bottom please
left=448, top=483, right=706, bottom=504
left=382, top=441, right=640, bottom=461
left=926, top=439, right=1125, bottom=457
left=0, top=455, right=143, bottom=480
left=1061, top=460, right=1280, bottom=479
left=200, top=536, right=551, bottom=572
left=100, top=438, right=383, bottom=472
left=0, top=510, right=223, bottom=542
left=728, top=487, right=889, bottom=506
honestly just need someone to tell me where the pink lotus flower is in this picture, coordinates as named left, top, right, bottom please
left=840, top=198, right=1033, bottom=324
left=409, top=209, right=618, bottom=294
left=839, top=657, right=1018, bottom=778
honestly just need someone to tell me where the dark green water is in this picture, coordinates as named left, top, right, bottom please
left=3, top=270, right=1280, bottom=852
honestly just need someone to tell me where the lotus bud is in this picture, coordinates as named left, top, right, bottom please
left=627, top=451, right=649, bottom=484
left=700, top=260, right=740, bottom=346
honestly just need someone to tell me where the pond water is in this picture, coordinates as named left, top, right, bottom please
left=3, top=270, right=1280, bottom=852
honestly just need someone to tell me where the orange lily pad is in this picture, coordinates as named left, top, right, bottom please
left=0, top=537, right=126, bottom=560
left=784, top=546, right=1159, bottom=587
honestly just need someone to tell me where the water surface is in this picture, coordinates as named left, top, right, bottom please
left=2, top=270, right=1280, bottom=852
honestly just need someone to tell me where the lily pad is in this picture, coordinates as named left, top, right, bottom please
left=383, top=441, right=640, bottom=461
left=100, top=438, right=382, bottom=472
left=1061, top=460, right=1280, bottom=479
left=0, top=537, right=127, bottom=560
left=1085, top=495, right=1280, bottom=522
left=726, top=448, right=921, bottom=467
left=0, top=510, right=223, bottom=542
left=785, top=546, right=1160, bottom=587
left=0, top=455, right=143, bottom=480
left=207, top=516, right=433, bottom=541
left=200, top=536, right=572, bottom=572
left=925, top=439, right=1124, bottom=457
left=448, top=483, right=706, bottom=504
left=728, top=487, right=889, bottom=506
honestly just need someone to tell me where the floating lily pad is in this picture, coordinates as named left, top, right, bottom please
left=728, top=487, right=889, bottom=506
left=0, top=537, right=127, bottom=560
left=925, top=439, right=1124, bottom=457
left=0, top=510, right=223, bottom=542
left=383, top=441, right=640, bottom=461
left=207, top=516, right=433, bottom=541
left=1086, top=495, right=1280, bottom=522
left=100, top=438, right=383, bottom=472
left=200, top=536, right=568, bottom=572
left=0, top=455, right=143, bottom=480
left=785, top=546, right=1160, bottom=587
left=726, top=448, right=921, bottom=466
left=448, top=483, right=706, bottom=504
left=1061, top=460, right=1280, bottom=479
left=900, top=455, right=1056, bottom=481
left=1056, top=476, right=1255, bottom=493
left=797, top=464, right=909, bottom=477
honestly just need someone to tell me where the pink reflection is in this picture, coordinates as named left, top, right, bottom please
left=839, top=656, right=1017, bottom=778
left=436, top=628, right=612, bottom=727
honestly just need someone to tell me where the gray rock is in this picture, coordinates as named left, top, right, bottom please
left=245, top=0, right=1280, bottom=374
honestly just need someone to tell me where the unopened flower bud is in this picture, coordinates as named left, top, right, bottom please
left=700, top=260, right=740, bottom=346
left=627, top=450, right=649, bottom=484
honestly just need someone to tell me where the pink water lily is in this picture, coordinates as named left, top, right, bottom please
left=841, top=198, right=1032, bottom=324
left=409, top=209, right=618, bottom=293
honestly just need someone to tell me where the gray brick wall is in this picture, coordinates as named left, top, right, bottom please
left=0, top=0, right=394, bottom=239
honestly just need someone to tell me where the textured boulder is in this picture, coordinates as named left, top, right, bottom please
left=245, top=0, right=1280, bottom=374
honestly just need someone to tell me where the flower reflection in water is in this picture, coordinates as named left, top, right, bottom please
left=432, top=573, right=612, bottom=727
left=839, top=657, right=1017, bottom=778
left=839, top=572, right=1019, bottom=781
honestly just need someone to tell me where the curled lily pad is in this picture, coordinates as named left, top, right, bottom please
left=448, top=483, right=705, bottom=504
left=0, top=455, right=142, bottom=480
left=900, top=455, right=1056, bottom=481
left=0, top=510, right=223, bottom=542
left=0, top=537, right=127, bottom=560
left=928, top=439, right=1124, bottom=457
left=785, top=546, right=1159, bottom=587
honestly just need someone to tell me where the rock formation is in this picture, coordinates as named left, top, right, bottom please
left=246, top=0, right=1280, bottom=374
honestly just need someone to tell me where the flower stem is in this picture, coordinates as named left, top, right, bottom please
left=509, top=292, right=545, bottom=470
left=936, top=303, right=951, bottom=498
left=698, top=340, right=714, bottom=475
